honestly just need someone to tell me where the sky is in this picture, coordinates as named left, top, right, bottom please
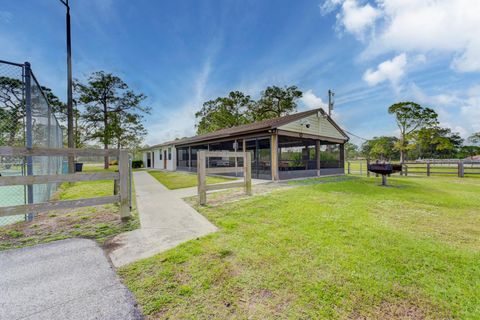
left=1, top=0, right=479, bottom=146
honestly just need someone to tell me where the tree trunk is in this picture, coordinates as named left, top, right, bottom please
left=104, top=102, right=109, bottom=169
left=400, top=133, right=406, bottom=163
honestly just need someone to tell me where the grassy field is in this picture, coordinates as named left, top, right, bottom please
left=0, top=164, right=139, bottom=250
left=120, top=176, right=480, bottom=319
left=148, top=170, right=237, bottom=190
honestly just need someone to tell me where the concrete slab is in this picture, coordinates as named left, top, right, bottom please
left=0, top=239, right=142, bottom=320
left=108, top=171, right=217, bottom=267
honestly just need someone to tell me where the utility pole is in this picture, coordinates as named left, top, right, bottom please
left=60, top=0, right=75, bottom=173
left=328, top=89, right=335, bottom=116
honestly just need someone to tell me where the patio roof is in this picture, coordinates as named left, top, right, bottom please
left=143, top=108, right=348, bottom=150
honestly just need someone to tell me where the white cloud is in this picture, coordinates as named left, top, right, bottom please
left=145, top=60, right=212, bottom=145
left=326, top=0, right=480, bottom=72
left=301, top=89, right=327, bottom=109
left=410, top=83, right=459, bottom=106
left=460, top=86, right=480, bottom=133
left=336, top=0, right=380, bottom=40
left=362, top=53, right=407, bottom=87
left=410, top=83, right=480, bottom=138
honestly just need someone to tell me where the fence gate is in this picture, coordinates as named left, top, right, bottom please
left=197, top=151, right=251, bottom=205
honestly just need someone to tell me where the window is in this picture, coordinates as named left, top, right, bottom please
left=168, top=148, right=172, bottom=160
left=159, top=149, right=162, bottom=160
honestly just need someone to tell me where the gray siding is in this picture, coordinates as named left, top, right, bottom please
left=278, top=113, right=345, bottom=140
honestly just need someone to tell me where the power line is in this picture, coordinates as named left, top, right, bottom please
left=342, top=128, right=368, bottom=141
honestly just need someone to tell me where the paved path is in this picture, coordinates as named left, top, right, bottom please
left=108, top=171, right=218, bottom=267
left=0, top=239, right=142, bottom=320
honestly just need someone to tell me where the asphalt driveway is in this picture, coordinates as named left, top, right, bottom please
left=0, top=239, right=142, bottom=320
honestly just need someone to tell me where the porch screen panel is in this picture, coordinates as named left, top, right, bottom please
left=208, top=140, right=236, bottom=168
left=190, top=144, right=208, bottom=171
left=320, top=142, right=341, bottom=168
left=278, top=136, right=318, bottom=171
left=177, top=147, right=189, bottom=167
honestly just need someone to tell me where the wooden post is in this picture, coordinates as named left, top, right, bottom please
left=244, top=151, right=252, bottom=195
left=458, top=161, right=464, bottom=178
left=347, top=161, right=351, bottom=174
left=118, top=149, right=131, bottom=220
left=381, top=174, right=387, bottom=186
left=427, top=162, right=431, bottom=176
left=316, top=140, right=321, bottom=176
left=360, top=161, right=363, bottom=176
left=339, top=143, right=345, bottom=170
left=113, top=177, right=119, bottom=195
left=404, top=165, right=408, bottom=176
left=198, top=151, right=207, bottom=205
left=271, top=133, right=279, bottom=181
left=188, top=146, right=192, bottom=171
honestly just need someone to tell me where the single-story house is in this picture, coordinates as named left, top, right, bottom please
left=142, top=108, right=349, bottom=180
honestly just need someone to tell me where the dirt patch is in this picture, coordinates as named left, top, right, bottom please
left=184, top=182, right=295, bottom=207
left=0, top=205, right=139, bottom=251
left=350, top=299, right=447, bottom=320
left=102, top=236, right=124, bottom=253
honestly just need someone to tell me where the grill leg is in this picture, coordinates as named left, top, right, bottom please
left=382, top=174, right=387, bottom=186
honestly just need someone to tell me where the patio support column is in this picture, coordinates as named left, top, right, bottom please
left=188, top=146, right=192, bottom=172
left=339, top=143, right=345, bottom=169
left=316, top=140, right=321, bottom=176
left=271, top=133, right=279, bottom=181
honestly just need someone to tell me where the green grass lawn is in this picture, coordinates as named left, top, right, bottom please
left=0, top=163, right=139, bottom=250
left=148, top=170, right=237, bottom=190
left=120, top=176, right=480, bottom=319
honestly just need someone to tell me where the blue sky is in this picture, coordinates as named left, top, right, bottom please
left=1, top=0, right=479, bottom=146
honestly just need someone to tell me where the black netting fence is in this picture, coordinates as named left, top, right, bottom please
left=0, top=60, right=64, bottom=226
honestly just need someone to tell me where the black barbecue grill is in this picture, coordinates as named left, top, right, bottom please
left=367, top=163, right=402, bottom=186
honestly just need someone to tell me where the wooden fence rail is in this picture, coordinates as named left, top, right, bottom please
left=197, top=151, right=251, bottom=205
left=346, top=160, right=480, bottom=178
left=0, top=147, right=131, bottom=220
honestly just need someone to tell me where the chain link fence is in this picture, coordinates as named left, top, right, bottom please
left=0, top=60, right=64, bottom=226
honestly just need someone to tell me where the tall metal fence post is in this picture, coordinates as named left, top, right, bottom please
left=24, top=62, right=34, bottom=221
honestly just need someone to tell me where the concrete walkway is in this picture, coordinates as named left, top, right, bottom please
left=108, top=171, right=218, bottom=267
left=0, top=239, right=142, bottom=320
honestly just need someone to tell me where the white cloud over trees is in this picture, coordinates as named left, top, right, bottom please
left=325, top=0, right=480, bottom=72
left=362, top=53, right=407, bottom=87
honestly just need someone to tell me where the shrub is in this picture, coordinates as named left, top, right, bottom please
left=132, top=160, right=143, bottom=168
left=109, top=160, right=119, bottom=165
